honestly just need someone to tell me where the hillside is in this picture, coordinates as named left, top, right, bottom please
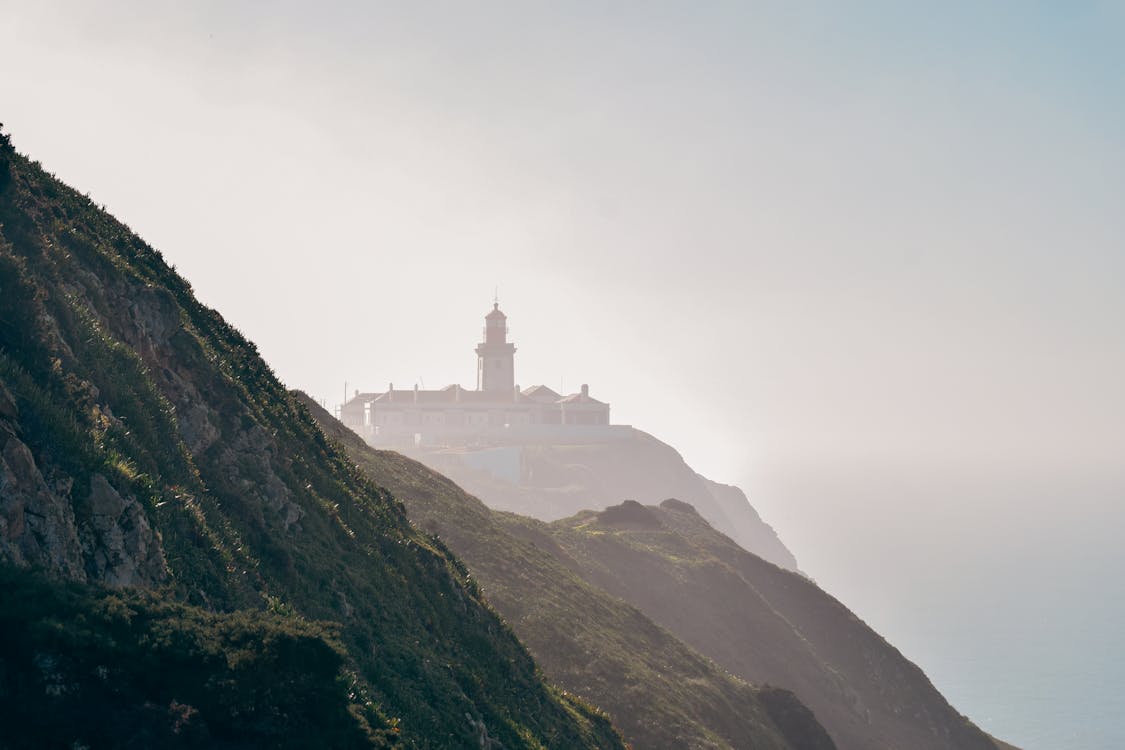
left=312, top=395, right=1015, bottom=750
left=0, top=566, right=384, bottom=748
left=303, top=393, right=836, bottom=750
left=532, top=500, right=1006, bottom=750
left=407, top=428, right=799, bottom=571
left=0, top=131, right=622, bottom=749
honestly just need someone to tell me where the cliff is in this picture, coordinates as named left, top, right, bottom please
left=407, top=427, right=800, bottom=571
left=0, top=133, right=622, bottom=749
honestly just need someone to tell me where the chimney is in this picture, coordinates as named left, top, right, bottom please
left=413, top=383, right=419, bottom=403
left=581, top=384, right=589, bottom=398
left=454, top=383, right=461, bottom=402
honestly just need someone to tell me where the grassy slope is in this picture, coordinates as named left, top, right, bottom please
left=0, top=136, right=621, bottom=749
left=302, top=392, right=836, bottom=750
left=541, top=500, right=1005, bottom=750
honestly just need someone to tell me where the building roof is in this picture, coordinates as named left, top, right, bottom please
left=456, top=390, right=529, bottom=405
left=370, top=389, right=458, bottom=405
left=558, top=391, right=608, bottom=406
left=358, top=383, right=609, bottom=409
left=521, top=384, right=562, bottom=402
left=485, top=302, right=507, bottom=320
left=342, top=392, right=380, bottom=407
left=367, top=386, right=535, bottom=407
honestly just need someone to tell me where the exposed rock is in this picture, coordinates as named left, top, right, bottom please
left=0, top=426, right=86, bottom=580
left=216, top=422, right=303, bottom=531
left=660, top=497, right=700, bottom=515
left=0, top=405, right=166, bottom=587
left=78, top=474, right=166, bottom=587
left=465, top=713, right=506, bottom=750
left=0, top=382, right=17, bottom=420
left=178, top=401, right=220, bottom=455
left=125, top=285, right=181, bottom=357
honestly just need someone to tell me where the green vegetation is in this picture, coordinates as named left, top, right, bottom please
left=0, top=565, right=386, bottom=749
left=0, top=133, right=623, bottom=749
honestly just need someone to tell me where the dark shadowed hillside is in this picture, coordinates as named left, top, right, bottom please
left=0, top=566, right=384, bottom=748
left=0, top=132, right=622, bottom=749
left=302, top=392, right=836, bottom=750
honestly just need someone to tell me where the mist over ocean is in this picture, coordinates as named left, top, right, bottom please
left=756, top=467, right=1125, bottom=750
left=916, top=547, right=1125, bottom=750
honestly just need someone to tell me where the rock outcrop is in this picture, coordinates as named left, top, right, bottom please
left=0, top=415, right=86, bottom=579
left=1, top=374, right=166, bottom=586
left=79, top=473, right=166, bottom=586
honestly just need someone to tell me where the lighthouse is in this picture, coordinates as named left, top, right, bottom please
left=476, top=301, right=516, bottom=393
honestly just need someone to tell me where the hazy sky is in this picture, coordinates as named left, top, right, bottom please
left=3, top=4, right=1124, bottom=743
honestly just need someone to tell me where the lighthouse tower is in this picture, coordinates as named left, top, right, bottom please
left=476, top=301, right=516, bottom=393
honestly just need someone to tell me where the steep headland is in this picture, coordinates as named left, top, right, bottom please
left=532, top=499, right=1005, bottom=750
left=303, top=393, right=837, bottom=750
left=310, top=395, right=1016, bottom=750
left=0, top=133, right=622, bottom=748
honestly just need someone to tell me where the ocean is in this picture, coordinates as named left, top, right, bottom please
left=753, top=467, right=1125, bottom=750
left=890, top=533, right=1125, bottom=750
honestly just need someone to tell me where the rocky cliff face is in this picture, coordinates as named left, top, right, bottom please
left=0, top=384, right=166, bottom=587
left=407, top=426, right=800, bottom=571
left=0, top=135, right=623, bottom=749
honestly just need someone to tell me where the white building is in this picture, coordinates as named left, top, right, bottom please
left=340, top=302, right=611, bottom=447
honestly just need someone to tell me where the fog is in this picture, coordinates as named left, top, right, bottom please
left=3, top=3, right=1124, bottom=745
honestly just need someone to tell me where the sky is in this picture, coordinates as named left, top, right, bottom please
left=3, top=3, right=1125, bottom=746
